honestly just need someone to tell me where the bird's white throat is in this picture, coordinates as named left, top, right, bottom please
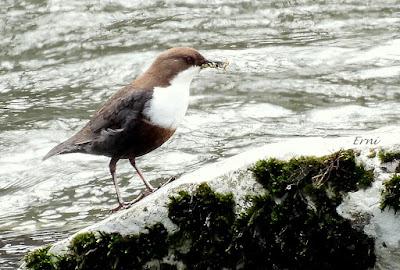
left=143, top=66, right=200, bottom=129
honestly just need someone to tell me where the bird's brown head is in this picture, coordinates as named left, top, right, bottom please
left=134, top=47, right=224, bottom=89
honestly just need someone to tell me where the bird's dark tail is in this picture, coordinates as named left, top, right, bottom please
left=42, top=137, right=82, bottom=161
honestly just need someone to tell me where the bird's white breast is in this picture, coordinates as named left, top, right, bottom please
left=143, top=66, right=200, bottom=129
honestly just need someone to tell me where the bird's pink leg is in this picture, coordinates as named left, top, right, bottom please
left=109, top=157, right=128, bottom=211
left=129, top=158, right=155, bottom=192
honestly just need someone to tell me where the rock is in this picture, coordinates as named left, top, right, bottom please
left=22, top=126, right=400, bottom=270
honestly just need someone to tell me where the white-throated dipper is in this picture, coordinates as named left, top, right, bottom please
left=43, top=47, right=225, bottom=211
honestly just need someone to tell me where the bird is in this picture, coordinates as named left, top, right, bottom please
left=43, top=47, right=225, bottom=211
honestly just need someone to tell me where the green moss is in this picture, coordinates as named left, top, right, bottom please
left=251, top=150, right=374, bottom=199
left=165, top=150, right=375, bottom=269
left=235, top=150, right=376, bottom=269
left=25, top=150, right=377, bottom=270
left=367, top=149, right=377, bottom=159
left=380, top=174, right=400, bottom=213
left=378, top=149, right=400, bottom=163
left=24, top=246, right=57, bottom=270
left=168, top=183, right=236, bottom=269
left=25, top=224, right=168, bottom=270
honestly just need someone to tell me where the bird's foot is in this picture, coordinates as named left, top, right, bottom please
left=124, top=184, right=162, bottom=206
left=125, top=190, right=149, bottom=206
left=109, top=177, right=178, bottom=212
left=158, top=176, right=176, bottom=189
left=144, top=188, right=155, bottom=195
left=110, top=201, right=131, bottom=213
left=146, top=185, right=156, bottom=193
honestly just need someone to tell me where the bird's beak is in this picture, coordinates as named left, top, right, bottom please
left=201, top=59, right=229, bottom=70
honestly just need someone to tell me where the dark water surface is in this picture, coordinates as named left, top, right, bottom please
left=1, top=0, right=400, bottom=268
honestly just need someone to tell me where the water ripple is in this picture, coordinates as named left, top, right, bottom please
left=1, top=0, right=400, bottom=268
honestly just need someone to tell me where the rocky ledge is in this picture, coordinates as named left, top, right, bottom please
left=22, top=126, right=400, bottom=270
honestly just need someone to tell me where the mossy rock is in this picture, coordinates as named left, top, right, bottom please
left=378, top=149, right=400, bottom=163
left=381, top=174, right=400, bottom=213
left=25, top=246, right=56, bottom=270
left=367, top=149, right=377, bottom=159
left=168, top=183, right=236, bottom=269
left=25, top=150, right=376, bottom=270
left=235, top=149, right=375, bottom=269
left=24, top=224, right=169, bottom=270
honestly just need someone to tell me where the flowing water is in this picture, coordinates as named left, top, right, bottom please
left=1, top=0, right=400, bottom=268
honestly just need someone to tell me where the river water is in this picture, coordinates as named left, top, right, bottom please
left=1, top=0, right=400, bottom=268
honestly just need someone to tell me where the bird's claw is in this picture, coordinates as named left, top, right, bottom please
left=143, top=188, right=154, bottom=196
left=109, top=176, right=178, bottom=212
left=110, top=201, right=131, bottom=213
left=159, top=176, right=176, bottom=188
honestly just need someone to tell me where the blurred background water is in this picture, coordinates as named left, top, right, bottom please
left=0, top=0, right=400, bottom=268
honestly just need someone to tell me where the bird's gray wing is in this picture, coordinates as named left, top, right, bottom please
left=75, top=87, right=154, bottom=144
left=43, top=86, right=153, bottom=160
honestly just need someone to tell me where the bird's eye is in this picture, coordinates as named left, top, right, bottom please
left=185, top=56, right=195, bottom=65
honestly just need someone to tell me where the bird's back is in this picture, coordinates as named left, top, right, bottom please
left=43, top=84, right=154, bottom=160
